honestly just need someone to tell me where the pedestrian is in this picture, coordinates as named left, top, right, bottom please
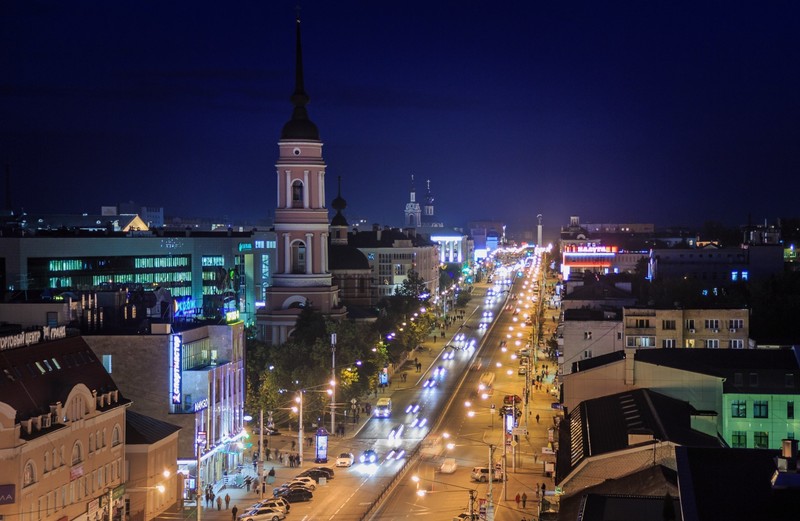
left=231, top=505, right=238, bottom=521
left=541, top=483, right=546, bottom=497
left=414, top=357, right=419, bottom=367
left=515, top=492, right=521, bottom=508
left=205, top=491, right=211, bottom=507
left=265, top=447, right=271, bottom=461
left=521, top=492, right=527, bottom=508
left=253, top=460, right=257, bottom=473
left=433, top=335, right=437, bottom=343
left=245, top=477, right=251, bottom=492
left=268, top=467, right=276, bottom=478
left=216, top=495, right=222, bottom=511
left=535, top=414, right=540, bottom=424
left=276, top=449, right=281, bottom=462
left=224, top=493, right=230, bottom=509
left=291, top=440, right=296, bottom=451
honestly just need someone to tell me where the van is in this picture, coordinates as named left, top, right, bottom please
left=439, top=458, right=457, bottom=474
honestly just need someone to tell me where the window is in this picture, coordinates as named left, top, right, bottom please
left=685, top=319, right=695, bottom=331
left=291, top=180, right=304, bottom=208
left=750, top=373, right=759, bottom=387
left=729, top=319, right=744, bottom=330
left=634, top=319, right=651, bottom=328
left=742, top=270, right=749, bottom=281
left=786, top=374, right=795, bottom=388
left=789, top=401, right=795, bottom=420
left=89, top=433, right=94, bottom=452
left=754, top=431, right=768, bottom=448
left=729, top=339, right=744, bottom=349
left=662, top=320, right=676, bottom=330
left=617, top=332, right=622, bottom=340
left=753, top=400, right=768, bottom=418
left=71, top=442, right=83, bottom=465
left=583, top=349, right=592, bottom=359
left=706, top=339, right=719, bottom=349
left=290, top=241, right=306, bottom=274
left=704, top=319, right=720, bottom=330
left=732, top=431, right=747, bottom=448
left=23, top=461, right=36, bottom=486
left=662, top=339, right=676, bottom=348
left=112, top=425, right=121, bottom=446
left=731, top=400, right=747, bottom=418
left=734, top=373, right=743, bottom=386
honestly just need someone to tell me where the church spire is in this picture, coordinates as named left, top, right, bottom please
left=281, top=14, right=320, bottom=140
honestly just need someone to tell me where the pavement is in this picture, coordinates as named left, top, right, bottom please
left=165, top=272, right=563, bottom=521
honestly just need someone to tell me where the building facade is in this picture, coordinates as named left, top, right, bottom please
left=0, top=332, right=129, bottom=521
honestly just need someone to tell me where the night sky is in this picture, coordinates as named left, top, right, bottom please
left=2, top=2, right=799, bottom=235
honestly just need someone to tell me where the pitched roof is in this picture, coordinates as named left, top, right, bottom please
left=126, top=409, right=181, bottom=445
left=557, top=389, right=721, bottom=485
left=0, top=335, right=128, bottom=422
left=635, top=347, right=800, bottom=393
left=329, top=244, right=370, bottom=270
left=677, top=446, right=800, bottom=521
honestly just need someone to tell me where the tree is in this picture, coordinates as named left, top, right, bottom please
left=396, top=269, right=430, bottom=300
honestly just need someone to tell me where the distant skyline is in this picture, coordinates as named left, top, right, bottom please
left=2, top=2, right=799, bottom=233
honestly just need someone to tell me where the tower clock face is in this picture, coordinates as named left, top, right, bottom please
left=293, top=147, right=301, bottom=155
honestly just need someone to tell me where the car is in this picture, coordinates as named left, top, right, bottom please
left=386, top=448, right=406, bottom=460
left=274, top=487, right=313, bottom=503
left=405, top=403, right=421, bottom=414
left=272, top=483, right=313, bottom=496
left=442, top=349, right=455, bottom=360
left=238, top=506, right=286, bottom=521
left=439, top=457, right=457, bottom=474
left=287, top=476, right=317, bottom=489
left=388, top=424, right=405, bottom=440
left=470, top=465, right=505, bottom=483
left=335, top=452, right=355, bottom=467
left=423, top=377, right=437, bottom=388
left=503, top=394, right=523, bottom=405
left=433, top=365, right=446, bottom=378
left=360, top=449, right=378, bottom=464
left=410, top=416, right=427, bottom=428
left=309, top=466, right=335, bottom=478
left=248, top=498, right=289, bottom=514
left=452, top=513, right=479, bottom=521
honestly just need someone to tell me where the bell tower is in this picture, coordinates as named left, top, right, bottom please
left=258, top=15, right=346, bottom=345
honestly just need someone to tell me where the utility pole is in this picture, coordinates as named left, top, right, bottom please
left=468, top=489, right=475, bottom=519
left=487, top=444, right=495, bottom=521
left=297, top=391, right=304, bottom=465
left=259, top=410, right=265, bottom=499
left=331, top=333, right=337, bottom=435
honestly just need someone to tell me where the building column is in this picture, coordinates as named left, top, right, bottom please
left=318, top=171, right=325, bottom=210
left=285, top=171, right=291, bottom=209
left=283, top=233, right=291, bottom=274
left=320, top=233, right=328, bottom=273
left=305, top=233, right=313, bottom=274
left=303, top=171, right=310, bottom=208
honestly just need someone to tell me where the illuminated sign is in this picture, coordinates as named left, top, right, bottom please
left=225, top=310, right=240, bottom=322
left=238, top=242, right=253, bottom=252
left=171, top=335, right=182, bottom=404
left=193, top=398, right=209, bottom=412
left=43, top=326, right=66, bottom=340
left=563, top=244, right=618, bottom=254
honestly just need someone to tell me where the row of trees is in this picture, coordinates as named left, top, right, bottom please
left=245, top=267, right=472, bottom=429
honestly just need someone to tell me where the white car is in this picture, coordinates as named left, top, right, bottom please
left=238, top=507, right=286, bottom=521
left=335, top=452, right=355, bottom=467
left=249, top=499, right=289, bottom=514
left=287, top=476, right=316, bottom=490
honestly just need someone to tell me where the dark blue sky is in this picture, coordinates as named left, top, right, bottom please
left=2, top=1, right=798, bottom=234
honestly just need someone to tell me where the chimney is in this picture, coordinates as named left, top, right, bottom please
left=376, top=227, right=382, bottom=242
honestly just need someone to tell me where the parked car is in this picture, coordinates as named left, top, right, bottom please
left=286, top=476, right=316, bottom=490
left=296, top=468, right=331, bottom=482
left=248, top=498, right=289, bottom=514
left=238, top=506, right=286, bottom=521
left=309, top=466, right=335, bottom=478
left=272, top=483, right=312, bottom=497
left=452, top=514, right=479, bottom=521
left=336, top=452, right=355, bottom=467
left=274, top=487, right=313, bottom=503
left=503, top=394, right=523, bottom=405
left=470, top=465, right=505, bottom=483
left=360, top=449, right=378, bottom=464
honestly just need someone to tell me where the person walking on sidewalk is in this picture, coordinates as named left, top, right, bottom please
left=515, top=492, right=521, bottom=508
left=231, top=505, right=238, bottom=521
left=224, top=493, right=230, bottom=509
left=521, top=492, right=527, bottom=508
left=216, top=495, right=222, bottom=510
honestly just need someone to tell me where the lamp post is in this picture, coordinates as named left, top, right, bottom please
left=294, top=393, right=304, bottom=466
